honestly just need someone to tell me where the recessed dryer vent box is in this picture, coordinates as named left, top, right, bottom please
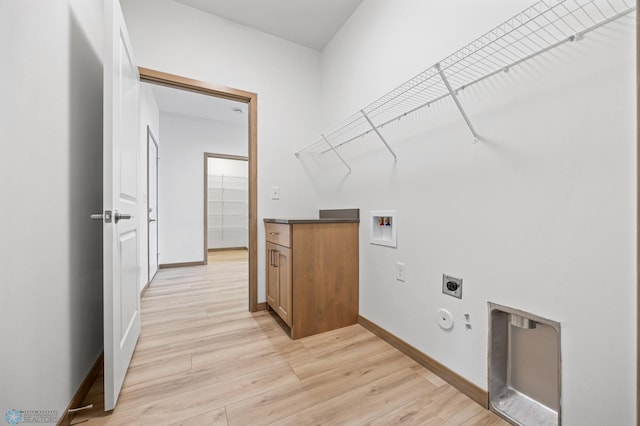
left=370, top=210, right=397, bottom=247
left=488, top=302, right=561, bottom=426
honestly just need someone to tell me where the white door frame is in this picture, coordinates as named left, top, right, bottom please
left=147, top=126, right=159, bottom=283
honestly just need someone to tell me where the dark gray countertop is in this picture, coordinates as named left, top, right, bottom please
left=264, top=218, right=359, bottom=224
left=264, top=208, right=360, bottom=224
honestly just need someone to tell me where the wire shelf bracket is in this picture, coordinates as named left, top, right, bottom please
left=294, top=0, right=636, bottom=161
left=322, top=133, right=352, bottom=173
left=435, top=63, right=480, bottom=143
left=361, top=110, right=397, bottom=160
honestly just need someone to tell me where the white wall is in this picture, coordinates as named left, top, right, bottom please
left=159, top=112, right=247, bottom=264
left=121, top=0, right=323, bottom=301
left=0, top=0, right=104, bottom=417
left=138, top=83, right=160, bottom=292
left=208, top=157, right=248, bottom=178
left=314, top=1, right=636, bottom=425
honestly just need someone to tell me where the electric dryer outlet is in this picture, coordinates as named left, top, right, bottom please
left=442, top=274, right=462, bottom=299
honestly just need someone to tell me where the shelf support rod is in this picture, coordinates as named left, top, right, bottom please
left=436, top=63, right=480, bottom=143
left=322, top=134, right=352, bottom=174
left=360, top=110, right=397, bottom=160
left=294, top=138, right=323, bottom=155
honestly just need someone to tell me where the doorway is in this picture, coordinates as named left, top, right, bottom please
left=140, top=67, right=260, bottom=312
left=205, top=154, right=249, bottom=259
left=147, top=126, right=159, bottom=284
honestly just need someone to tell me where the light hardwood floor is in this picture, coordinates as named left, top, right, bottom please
left=72, top=250, right=507, bottom=426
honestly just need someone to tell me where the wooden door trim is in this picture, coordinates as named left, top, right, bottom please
left=204, top=153, right=249, bottom=264
left=140, top=67, right=259, bottom=313
left=139, top=67, right=255, bottom=102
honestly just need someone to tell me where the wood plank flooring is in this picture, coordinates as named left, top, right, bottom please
left=72, top=250, right=507, bottom=425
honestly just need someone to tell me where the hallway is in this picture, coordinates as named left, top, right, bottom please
left=73, top=250, right=506, bottom=425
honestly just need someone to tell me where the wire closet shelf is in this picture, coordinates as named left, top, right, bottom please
left=294, top=0, right=636, bottom=164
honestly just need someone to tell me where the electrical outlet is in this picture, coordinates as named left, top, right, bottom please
left=396, top=262, right=405, bottom=282
left=442, top=274, right=462, bottom=299
left=271, top=186, right=280, bottom=200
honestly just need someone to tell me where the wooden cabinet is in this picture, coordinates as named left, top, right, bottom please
left=266, top=243, right=278, bottom=309
left=266, top=241, right=292, bottom=326
left=265, top=220, right=359, bottom=339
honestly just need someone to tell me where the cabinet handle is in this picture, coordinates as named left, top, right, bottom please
left=269, top=250, right=274, bottom=266
left=270, top=232, right=280, bottom=236
left=274, top=250, right=279, bottom=267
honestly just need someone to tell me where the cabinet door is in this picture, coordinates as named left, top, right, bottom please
left=266, top=243, right=278, bottom=310
left=276, top=246, right=292, bottom=327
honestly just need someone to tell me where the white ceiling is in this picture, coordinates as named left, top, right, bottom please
left=173, top=0, right=363, bottom=51
left=148, top=1, right=365, bottom=121
left=148, top=83, right=248, bottom=125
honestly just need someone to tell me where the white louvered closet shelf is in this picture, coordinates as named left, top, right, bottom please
left=294, top=0, right=636, bottom=171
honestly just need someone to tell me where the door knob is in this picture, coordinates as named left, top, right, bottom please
left=89, top=210, right=131, bottom=223
left=90, top=210, right=112, bottom=223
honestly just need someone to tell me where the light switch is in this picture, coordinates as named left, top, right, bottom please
left=271, top=186, right=280, bottom=200
left=396, top=262, right=406, bottom=282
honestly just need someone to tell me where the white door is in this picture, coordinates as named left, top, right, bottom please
left=148, top=127, right=159, bottom=281
left=103, top=0, right=141, bottom=411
